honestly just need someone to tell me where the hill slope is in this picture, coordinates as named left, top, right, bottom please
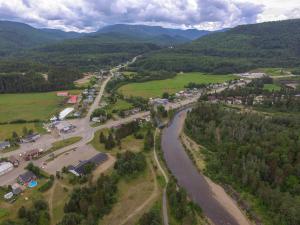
left=133, top=19, right=300, bottom=73
left=97, top=24, right=211, bottom=41
left=0, top=21, right=82, bottom=56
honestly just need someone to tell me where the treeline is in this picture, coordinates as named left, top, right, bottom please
left=167, top=178, right=203, bottom=223
left=58, top=174, right=118, bottom=225
left=185, top=103, right=300, bottom=224
left=133, top=19, right=300, bottom=74
left=0, top=67, right=81, bottom=93
left=1, top=200, right=50, bottom=225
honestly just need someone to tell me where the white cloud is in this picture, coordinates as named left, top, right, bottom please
left=0, top=0, right=299, bottom=32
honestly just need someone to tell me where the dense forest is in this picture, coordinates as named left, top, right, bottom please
left=133, top=19, right=300, bottom=74
left=0, top=68, right=81, bottom=93
left=185, top=103, right=300, bottom=225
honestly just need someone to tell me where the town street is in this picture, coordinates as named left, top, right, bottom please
left=0, top=60, right=248, bottom=186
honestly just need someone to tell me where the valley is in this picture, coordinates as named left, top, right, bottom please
left=0, top=15, right=299, bottom=225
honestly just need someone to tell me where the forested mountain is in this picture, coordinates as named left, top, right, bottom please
left=185, top=103, right=300, bottom=225
left=17, top=32, right=161, bottom=72
left=97, top=24, right=211, bottom=41
left=133, top=19, right=300, bottom=74
left=0, top=21, right=83, bottom=56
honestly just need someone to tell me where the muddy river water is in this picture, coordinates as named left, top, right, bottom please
left=161, top=109, right=242, bottom=225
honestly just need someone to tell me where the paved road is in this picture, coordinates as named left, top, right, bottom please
left=0, top=71, right=248, bottom=186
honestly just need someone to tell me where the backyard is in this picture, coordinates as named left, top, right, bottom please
left=118, top=72, right=237, bottom=98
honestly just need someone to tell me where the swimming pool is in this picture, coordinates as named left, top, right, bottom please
left=28, top=180, right=37, bottom=188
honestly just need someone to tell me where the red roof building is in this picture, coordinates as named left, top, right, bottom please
left=57, top=92, right=69, bottom=97
left=68, top=95, right=78, bottom=104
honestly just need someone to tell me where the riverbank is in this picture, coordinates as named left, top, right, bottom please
left=181, top=129, right=253, bottom=225
left=161, top=109, right=252, bottom=225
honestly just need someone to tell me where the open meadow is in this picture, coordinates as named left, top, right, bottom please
left=0, top=90, right=81, bottom=123
left=118, top=72, right=237, bottom=98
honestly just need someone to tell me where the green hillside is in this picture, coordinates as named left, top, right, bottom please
left=0, top=21, right=82, bottom=56
left=133, top=19, right=300, bottom=74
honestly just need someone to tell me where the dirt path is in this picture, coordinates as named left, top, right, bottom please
left=120, top=161, right=159, bottom=225
left=153, top=128, right=169, bottom=225
left=48, top=180, right=57, bottom=223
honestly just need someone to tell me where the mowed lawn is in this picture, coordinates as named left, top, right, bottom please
left=263, top=84, right=281, bottom=91
left=0, top=90, right=80, bottom=123
left=118, top=72, right=237, bottom=98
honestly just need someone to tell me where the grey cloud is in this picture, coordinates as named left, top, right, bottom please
left=0, top=0, right=265, bottom=31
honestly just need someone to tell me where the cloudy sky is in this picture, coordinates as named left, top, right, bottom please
left=0, top=0, right=299, bottom=32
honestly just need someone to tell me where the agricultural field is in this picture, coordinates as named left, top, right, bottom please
left=263, top=84, right=281, bottom=91
left=0, top=123, right=45, bottom=140
left=0, top=90, right=81, bottom=123
left=118, top=72, right=237, bottom=98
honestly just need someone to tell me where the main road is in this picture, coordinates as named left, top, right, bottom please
left=0, top=63, right=249, bottom=186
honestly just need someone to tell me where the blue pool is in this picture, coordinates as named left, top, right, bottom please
left=28, top=180, right=38, bottom=188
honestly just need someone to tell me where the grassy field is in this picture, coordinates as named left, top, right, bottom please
left=0, top=122, right=45, bottom=140
left=253, top=68, right=290, bottom=77
left=100, top=160, right=158, bottom=225
left=91, top=129, right=144, bottom=155
left=106, top=99, right=133, bottom=114
left=48, top=137, right=82, bottom=152
left=0, top=90, right=81, bottom=123
left=118, top=72, right=237, bottom=98
left=263, top=84, right=281, bottom=91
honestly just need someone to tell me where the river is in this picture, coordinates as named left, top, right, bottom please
left=161, top=109, right=241, bottom=225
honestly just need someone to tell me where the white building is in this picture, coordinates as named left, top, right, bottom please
left=59, top=108, right=74, bottom=120
left=0, top=162, right=13, bottom=176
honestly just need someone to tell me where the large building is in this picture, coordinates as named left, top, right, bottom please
left=0, top=162, right=13, bottom=176
left=68, top=153, right=108, bottom=176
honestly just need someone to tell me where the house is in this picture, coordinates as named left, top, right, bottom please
left=4, top=192, right=13, bottom=200
left=123, top=108, right=141, bottom=117
left=21, top=133, right=40, bottom=143
left=55, top=122, right=76, bottom=133
left=56, top=92, right=69, bottom=97
left=0, top=141, right=10, bottom=150
left=68, top=153, right=108, bottom=176
left=23, top=149, right=42, bottom=161
left=18, top=171, right=37, bottom=185
left=67, top=95, right=78, bottom=104
left=12, top=183, right=23, bottom=195
left=0, top=162, right=14, bottom=176
left=254, top=95, right=264, bottom=105
left=8, top=156, right=19, bottom=167
left=149, top=98, right=169, bottom=106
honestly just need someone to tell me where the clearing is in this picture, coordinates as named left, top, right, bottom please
left=0, top=90, right=81, bottom=123
left=118, top=72, right=237, bottom=98
left=263, top=84, right=281, bottom=91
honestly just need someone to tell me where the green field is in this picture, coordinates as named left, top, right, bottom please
left=106, top=99, right=133, bottom=114
left=118, top=72, right=237, bottom=98
left=253, top=68, right=290, bottom=77
left=263, top=84, right=281, bottom=91
left=0, top=90, right=81, bottom=123
left=0, top=123, right=45, bottom=140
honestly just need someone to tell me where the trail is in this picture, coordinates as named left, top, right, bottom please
left=153, top=128, right=169, bottom=225
left=120, top=161, right=159, bottom=225
left=49, top=180, right=57, bottom=224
